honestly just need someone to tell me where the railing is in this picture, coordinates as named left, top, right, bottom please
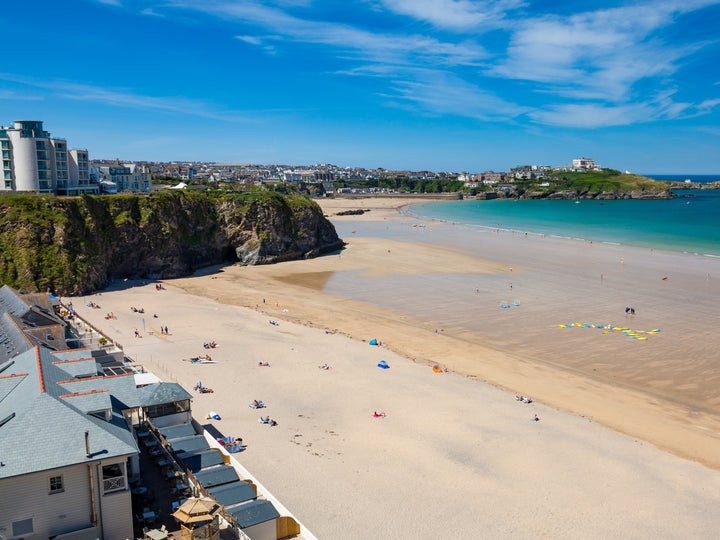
left=103, top=475, right=125, bottom=493
left=60, top=303, right=124, bottom=351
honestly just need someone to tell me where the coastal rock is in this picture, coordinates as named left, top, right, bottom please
left=0, top=191, right=343, bottom=295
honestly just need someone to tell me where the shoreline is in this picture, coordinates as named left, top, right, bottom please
left=403, top=196, right=720, bottom=259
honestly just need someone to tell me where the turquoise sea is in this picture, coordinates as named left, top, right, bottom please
left=411, top=188, right=720, bottom=257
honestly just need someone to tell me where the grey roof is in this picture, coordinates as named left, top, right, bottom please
left=0, top=286, right=67, bottom=352
left=50, top=357, right=99, bottom=378
left=0, top=286, right=31, bottom=317
left=52, top=348, right=94, bottom=361
left=168, top=435, right=209, bottom=455
left=178, top=449, right=224, bottom=473
left=208, top=481, right=256, bottom=507
left=193, top=465, right=241, bottom=488
left=137, top=382, right=192, bottom=407
left=226, top=500, right=280, bottom=528
left=61, top=390, right=112, bottom=414
left=56, top=373, right=141, bottom=410
left=159, top=423, right=197, bottom=440
left=0, top=312, right=34, bottom=364
left=0, top=346, right=139, bottom=480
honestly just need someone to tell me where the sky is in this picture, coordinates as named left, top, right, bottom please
left=2, top=0, right=719, bottom=173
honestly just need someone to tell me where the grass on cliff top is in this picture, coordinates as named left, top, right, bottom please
left=549, top=169, right=670, bottom=192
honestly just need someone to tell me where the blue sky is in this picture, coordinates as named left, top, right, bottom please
left=2, top=0, right=719, bottom=173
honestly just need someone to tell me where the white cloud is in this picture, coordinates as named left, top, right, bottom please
left=529, top=91, right=694, bottom=128
left=140, top=7, right=163, bottom=16
left=236, top=35, right=262, bottom=45
left=489, top=1, right=717, bottom=103
left=376, top=0, right=523, bottom=30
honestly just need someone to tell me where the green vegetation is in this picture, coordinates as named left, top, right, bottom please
left=332, top=176, right=465, bottom=193
left=546, top=169, right=671, bottom=193
left=0, top=190, right=335, bottom=295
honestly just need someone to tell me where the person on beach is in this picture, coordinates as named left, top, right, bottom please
left=533, top=414, right=540, bottom=422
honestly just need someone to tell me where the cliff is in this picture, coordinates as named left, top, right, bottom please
left=0, top=191, right=343, bottom=295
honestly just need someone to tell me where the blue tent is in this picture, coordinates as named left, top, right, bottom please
left=369, top=339, right=378, bottom=346
left=377, top=360, right=389, bottom=369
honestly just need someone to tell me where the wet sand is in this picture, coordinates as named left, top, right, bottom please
left=71, top=197, right=720, bottom=538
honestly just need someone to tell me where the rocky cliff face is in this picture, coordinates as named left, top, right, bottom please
left=0, top=191, right=343, bottom=295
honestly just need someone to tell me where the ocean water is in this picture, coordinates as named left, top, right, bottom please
left=411, top=189, right=720, bottom=257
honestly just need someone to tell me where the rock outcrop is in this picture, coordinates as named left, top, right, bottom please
left=0, top=191, right=343, bottom=295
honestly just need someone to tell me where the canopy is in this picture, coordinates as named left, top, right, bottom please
left=377, top=360, right=389, bottom=369
left=171, top=497, right=222, bottom=524
left=369, top=339, right=378, bottom=346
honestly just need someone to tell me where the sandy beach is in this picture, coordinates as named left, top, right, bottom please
left=71, top=197, right=720, bottom=538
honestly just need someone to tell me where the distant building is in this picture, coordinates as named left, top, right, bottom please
left=93, top=161, right=150, bottom=192
left=572, top=158, right=601, bottom=170
left=163, top=165, right=195, bottom=180
left=0, top=120, right=99, bottom=195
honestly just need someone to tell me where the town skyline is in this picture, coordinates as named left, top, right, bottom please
left=2, top=0, right=720, bottom=173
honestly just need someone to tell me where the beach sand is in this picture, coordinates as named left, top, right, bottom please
left=71, top=197, right=720, bottom=538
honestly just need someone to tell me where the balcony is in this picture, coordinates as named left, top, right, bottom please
left=102, top=475, right=126, bottom=493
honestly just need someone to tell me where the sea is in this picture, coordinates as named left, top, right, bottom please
left=409, top=178, right=720, bottom=258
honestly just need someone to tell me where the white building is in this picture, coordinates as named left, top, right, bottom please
left=572, top=157, right=601, bottom=170
left=0, top=121, right=99, bottom=195
left=93, top=161, right=150, bottom=192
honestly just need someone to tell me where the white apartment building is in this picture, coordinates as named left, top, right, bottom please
left=0, top=121, right=99, bottom=195
left=92, top=161, right=150, bottom=193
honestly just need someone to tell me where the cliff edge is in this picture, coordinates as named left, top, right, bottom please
left=0, top=191, right=343, bottom=295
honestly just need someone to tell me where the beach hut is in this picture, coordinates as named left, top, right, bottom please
left=171, top=497, right=222, bottom=540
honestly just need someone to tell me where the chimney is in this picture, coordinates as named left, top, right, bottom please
left=85, top=431, right=90, bottom=457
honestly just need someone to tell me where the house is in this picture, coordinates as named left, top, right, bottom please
left=0, top=345, right=140, bottom=540
left=0, top=286, right=196, bottom=540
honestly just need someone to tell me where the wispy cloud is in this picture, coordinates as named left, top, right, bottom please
left=140, top=7, right=163, bottom=17
left=167, top=0, right=486, bottom=67
left=0, top=73, right=256, bottom=122
left=342, top=64, right=526, bottom=120
left=376, top=0, right=523, bottom=31
left=488, top=2, right=701, bottom=101
left=0, top=89, right=43, bottom=101
left=80, top=0, right=720, bottom=129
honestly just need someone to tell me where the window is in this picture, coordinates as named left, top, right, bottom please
left=49, top=475, right=64, bottom=493
left=101, top=462, right=126, bottom=493
left=12, top=518, right=33, bottom=537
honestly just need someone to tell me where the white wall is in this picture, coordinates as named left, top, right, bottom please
left=0, top=464, right=93, bottom=539
left=244, top=520, right=275, bottom=540
left=7, top=131, right=39, bottom=191
left=0, top=459, right=134, bottom=540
